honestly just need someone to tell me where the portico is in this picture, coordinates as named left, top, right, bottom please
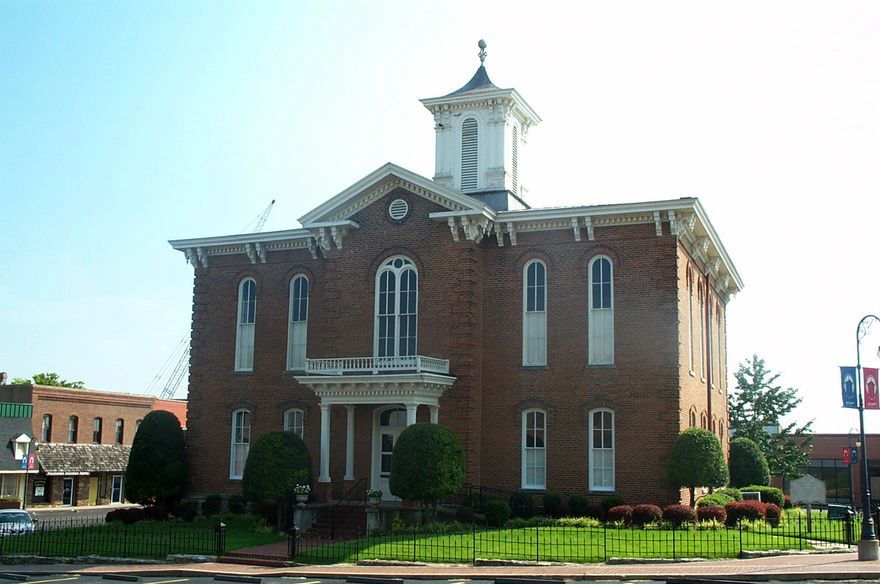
left=294, top=356, right=455, bottom=501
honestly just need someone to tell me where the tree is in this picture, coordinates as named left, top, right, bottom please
left=668, top=428, right=729, bottom=507
left=728, top=354, right=813, bottom=480
left=242, top=431, right=312, bottom=528
left=729, top=437, right=771, bottom=488
left=389, top=423, right=466, bottom=519
left=12, top=372, right=85, bottom=388
left=125, top=410, right=186, bottom=511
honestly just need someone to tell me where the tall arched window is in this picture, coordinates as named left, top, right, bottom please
left=589, top=408, right=615, bottom=491
left=523, top=260, right=547, bottom=366
left=522, top=409, right=547, bottom=489
left=230, top=409, right=251, bottom=480
left=283, top=408, right=304, bottom=438
left=235, top=278, right=257, bottom=371
left=689, top=409, right=697, bottom=428
left=41, top=414, right=52, bottom=442
left=93, top=417, right=103, bottom=443
left=687, top=269, right=694, bottom=372
left=460, top=117, right=478, bottom=191
left=287, top=274, right=309, bottom=370
left=375, top=256, right=418, bottom=360
left=588, top=256, right=614, bottom=364
left=115, top=419, right=125, bottom=444
left=68, top=416, right=78, bottom=443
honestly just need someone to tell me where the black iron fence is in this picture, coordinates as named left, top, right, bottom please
left=0, top=516, right=222, bottom=559
left=291, top=513, right=858, bottom=565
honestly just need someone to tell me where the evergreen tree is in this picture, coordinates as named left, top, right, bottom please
left=125, top=410, right=186, bottom=510
left=729, top=436, right=771, bottom=487
left=241, top=431, right=312, bottom=528
left=728, top=354, right=813, bottom=480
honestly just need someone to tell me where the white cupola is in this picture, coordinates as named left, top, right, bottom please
left=420, top=40, right=542, bottom=211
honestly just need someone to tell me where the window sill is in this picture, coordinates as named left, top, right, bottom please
left=521, top=365, right=549, bottom=371
left=521, top=486, right=547, bottom=491
left=233, top=370, right=253, bottom=375
left=587, top=364, right=616, bottom=369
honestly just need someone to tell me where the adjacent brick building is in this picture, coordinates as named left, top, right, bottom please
left=0, top=383, right=187, bottom=507
left=171, top=51, right=743, bottom=505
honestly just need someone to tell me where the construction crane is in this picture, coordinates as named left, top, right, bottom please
left=241, top=199, right=276, bottom=233
left=144, top=333, right=190, bottom=400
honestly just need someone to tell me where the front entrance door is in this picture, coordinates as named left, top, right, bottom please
left=373, top=407, right=407, bottom=501
left=62, top=477, right=74, bottom=506
left=111, top=475, right=123, bottom=504
left=88, top=477, right=98, bottom=505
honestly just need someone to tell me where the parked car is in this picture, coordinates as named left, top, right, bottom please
left=0, top=510, right=36, bottom=535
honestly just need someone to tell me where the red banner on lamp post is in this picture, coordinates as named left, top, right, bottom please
left=864, top=367, right=879, bottom=409
left=843, top=447, right=851, bottom=464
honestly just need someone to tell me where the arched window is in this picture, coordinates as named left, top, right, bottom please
left=460, top=117, right=478, bottom=191
left=93, top=417, right=103, bottom=443
left=700, top=412, right=708, bottom=429
left=588, top=256, right=614, bottom=364
left=287, top=274, right=309, bottom=370
left=719, top=420, right=725, bottom=441
left=230, top=409, right=251, bottom=480
left=41, top=414, right=52, bottom=442
left=687, top=270, right=694, bottom=372
left=523, top=260, right=547, bottom=366
left=375, top=256, right=418, bottom=360
left=283, top=408, right=304, bottom=438
left=235, top=278, right=257, bottom=371
left=589, top=408, right=615, bottom=491
left=115, top=419, right=125, bottom=444
left=698, top=283, right=705, bottom=379
left=68, top=416, right=78, bottom=443
left=689, top=409, right=696, bottom=428
left=522, top=409, right=546, bottom=489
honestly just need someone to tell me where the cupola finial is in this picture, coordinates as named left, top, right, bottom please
left=478, top=39, right=487, bottom=65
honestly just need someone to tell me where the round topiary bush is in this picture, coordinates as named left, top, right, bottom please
left=125, top=410, right=186, bottom=511
left=729, top=437, right=771, bottom=488
left=390, top=423, right=466, bottom=516
left=606, top=505, right=634, bottom=524
left=740, top=485, right=783, bottom=507
left=725, top=500, right=767, bottom=526
left=697, top=493, right=734, bottom=508
left=585, top=502, right=606, bottom=521
left=663, top=504, right=698, bottom=527
left=764, top=503, right=781, bottom=525
left=568, top=494, right=589, bottom=516
left=543, top=492, right=563, bottom=517
left=202, top=493, right=222, bottom=516
left=717, top=487, right=743, bottom=501
left=631, top=504, right=663, bottom=526
left=602, top=496, right=624, bottom=513
left=697, top=505, right=727, bottom=523
left=484, top=498, right=511, bottom=527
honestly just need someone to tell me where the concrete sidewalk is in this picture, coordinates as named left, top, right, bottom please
left=3, top=552, right=880, bottom=581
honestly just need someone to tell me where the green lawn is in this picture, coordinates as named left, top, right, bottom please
left=294, top=517, right=855, bottom=565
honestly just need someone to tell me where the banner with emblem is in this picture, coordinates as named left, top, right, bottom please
left=841, top=366, right=858, bottom=408
left=864, top=367, right=879, bottom=409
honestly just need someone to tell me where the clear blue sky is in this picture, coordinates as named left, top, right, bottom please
left=2, top=1, right=879, bottom=432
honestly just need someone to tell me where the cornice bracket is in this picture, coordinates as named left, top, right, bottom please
left=255, top=242, right=267, bottom=264
left=571, top=217, right=581, bottom=242
left=196, top=247, right=208, bottom=268
left=654, top=211, right=663, bottom=236
left=507, top=222, right=517, bottom=246
left=447, top=217, right=460, bottom=242
left=584, top=217, right=595, bottom=241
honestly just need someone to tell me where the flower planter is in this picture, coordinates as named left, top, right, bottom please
left=295, top=494, right=308, bottom=504
left=367, top=496, right=381, bottom=506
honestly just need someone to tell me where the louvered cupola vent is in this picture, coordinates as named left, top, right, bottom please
left=388, top=198, right=409, bottom=220
left=461, top=118, right=478, bottom=191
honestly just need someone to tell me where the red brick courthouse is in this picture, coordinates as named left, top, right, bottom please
left=170, top=53, right=744, bottom=506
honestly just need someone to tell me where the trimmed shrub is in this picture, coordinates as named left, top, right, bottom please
left=484, top=499, right=511, bottom=527
left=697, top=493, right=734, bottom=508
left=509, top=492, right=534, bottom=518
left=697, top=505, right=727, bottom=523
left=173, top=500, right=199, bottom=522
left=228, top=495, right=247, bottom=514
left=390, top=424, right=466, bottom=516
left=202, top=493, right=222, bottom=516
left=725, top=500, right=767, bottom=525
left=606, top=505, right=633, bottom=524
left=668, top=428, right=729, bottom=506
left=557, top=516, right=602, bottom=528
left=568, top=494, right=589, bottom=517
left=663, top=504, right=698, bottom=527
left=631, top=504, right=662, bottom=527
left=601, top=496, right=624, bottom=513
left=504, top=516, right=556, bottom=528
left=543, top=492, right=563, bottom=517
left=729, top=438, right=771, bottom=488
left=125, top=410, right=186, bottom=509
left=740, top=485, right=783, bottom=507
left=584, top=502, right=605, bottom=521
left=765, top=503, right=781, bottom=525
left=455, top=506, right=476, bottom=524
left=717, top=487, right=743, bottom=501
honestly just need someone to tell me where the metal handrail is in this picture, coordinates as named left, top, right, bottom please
left=305, top=355, right=450, bottom=375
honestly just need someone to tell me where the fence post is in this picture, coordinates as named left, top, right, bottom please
left=287, top=526, right=297, bottom=558
left=214, top=521, right=226, bottom=556
left=603, top=522, right=607, bottom=562
left=672, top=523, right=676, bottom=560
left=472, top=522, right=476, bottom=564
left=798, top=513, right=803, bottom=551
left=535, top=524, right=539, bottom=562
left=355, top=526, right=360, bottom=563
left=412, top=528, right=417, bottom=563
left=738, top=521, right=743, bottom=557
left=80, top=523, right=86, bottom=557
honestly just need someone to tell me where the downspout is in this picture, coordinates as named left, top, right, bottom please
left=705, top=271, right=713, bottom=431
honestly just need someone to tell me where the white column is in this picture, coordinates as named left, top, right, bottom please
left=405, top=404, right=418, bottom=426
left=344, top=405, right=355, bottom=481
left=429, top=405, right=439, bottom=424
left=319, top=403, right=331, bottom=483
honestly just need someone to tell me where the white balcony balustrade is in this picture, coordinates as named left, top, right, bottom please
left=305, top=355, right=450, bottom=376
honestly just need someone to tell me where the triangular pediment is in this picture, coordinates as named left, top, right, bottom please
left=298, top=163, right=491, bottom=226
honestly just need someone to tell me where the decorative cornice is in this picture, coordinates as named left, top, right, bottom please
left=293, top=373, right=456, bottom=406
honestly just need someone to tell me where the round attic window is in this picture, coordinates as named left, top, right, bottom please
left=388, top=199, right=409, bottom=221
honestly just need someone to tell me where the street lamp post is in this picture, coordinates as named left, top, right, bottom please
left=849, top=429, right=858, bottom=513
left=855, top=314, right=880, bottom=560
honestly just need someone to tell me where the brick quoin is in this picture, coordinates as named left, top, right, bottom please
left=180, top=185, right=737, bottom=506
